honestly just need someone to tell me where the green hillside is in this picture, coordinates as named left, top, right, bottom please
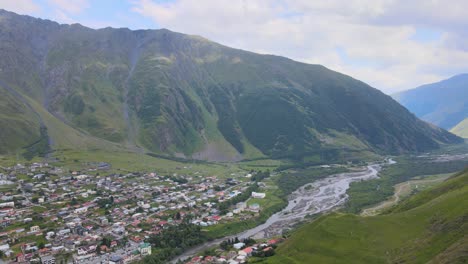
left=0, top=84, right=41, bottom=154
left=0, top=9, right=462, bottom=161
left=451, top=118, right=468, bottom=138
left=264, top=168, right=468, bottom=264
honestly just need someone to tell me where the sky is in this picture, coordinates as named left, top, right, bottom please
left=1, top=0, right=468, bottom=94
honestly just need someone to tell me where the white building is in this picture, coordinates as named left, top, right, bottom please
left=251, top=192, right=266, bottom=199
left=74, top=207, right=88, bottom=214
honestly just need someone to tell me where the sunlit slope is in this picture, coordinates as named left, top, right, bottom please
left=265, top=169, right=468, bottom=264
left=451, top=118, right=468, bottom=138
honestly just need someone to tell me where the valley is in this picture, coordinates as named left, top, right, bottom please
left=172, top=163, right=383, bottom=263
left=0, top=7, right=466, bottom=264
left=0, top=145, right=466, bottom=264
left=263, top=166, right=468, bottom=264
left=361, top=172, right=452, bottom=216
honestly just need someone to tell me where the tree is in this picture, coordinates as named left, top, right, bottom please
left=38, top=242, right=45, bottom=249
left=101, top=237, right=111, bottom=247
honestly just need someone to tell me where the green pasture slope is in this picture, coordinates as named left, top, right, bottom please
left=263, top=168, right=468, bottom=264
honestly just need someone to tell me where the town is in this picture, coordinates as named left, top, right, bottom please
left=0, top=160, right=279, bottom=264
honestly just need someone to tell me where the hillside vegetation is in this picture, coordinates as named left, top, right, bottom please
left=451, top=118, right=468, bottom=138
left=0, top=9, right=462, bottom=160
left=262, top=168, right=468, bottom=264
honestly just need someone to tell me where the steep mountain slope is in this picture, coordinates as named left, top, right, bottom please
left=0, top=10, right=462, bottom=160
left=266, top=169, right=468, bottom=264
left=393, top=74, right=468, bottom=130
left=451, top=118, right=468, bottom=138
left=0, top=82, right=42, bottom=154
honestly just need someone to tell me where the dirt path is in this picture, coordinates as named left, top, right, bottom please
left=361, top=174, right=452, bottom=216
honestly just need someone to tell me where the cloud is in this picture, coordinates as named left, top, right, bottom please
left=131, top=0, right=468, bottom=93
left=48, top=0, right=89, bottom=15
left=0, top=0, right=40, bottom=14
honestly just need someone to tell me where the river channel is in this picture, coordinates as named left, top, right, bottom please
left=172, top=160, right=392, bottom=263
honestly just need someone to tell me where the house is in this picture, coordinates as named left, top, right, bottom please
left=211, top=215, right=221, bottom=222
left=100, top=217, right=109, bottom=225
left=138, top=243, right=151, bottom=256
left=57, top=229, right=71, bottom=236
left=239, top=247, right=253, bottom=256
left=1, top=219, right=11, bottom=228
left=100, top=245, right=110, bottom=253
left=30, top=226, right=40, bottom=233
left=64, top=240, right=76, bottom=250
left=41, top=255, right=55, bottom=264
left=16, top=253, right=26, bottom=262
left=73, top=226, right=88, bottom=236
left=236, top=202, right=247, bottom=210
left=76, top=174, right=88, bottom=180
left=249, top=203, right=260, bottom=212
left=98, top=162, right=111, bottom=170
left=110, top=241, right=118, bottom=248
left=233, top=242, right=245, bottom=249
left=267, top=239, right=279, bottom=245
left=0, top=201, right=14, bottom=208
left=77, top=247, right=88, bottom=256
left=109, top=255, right=124, bottom=264
left=251, top=192, right=266, bottom=199
left=74, top=207, right=88, bottom=214
left=263, top=247, right=273, bottom=252
left=0, top=244, right=12, bottom=257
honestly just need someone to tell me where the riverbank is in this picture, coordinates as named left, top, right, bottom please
left=171, top=162, right=385, bottom=263
left=361, top=172, right=453, bottom=216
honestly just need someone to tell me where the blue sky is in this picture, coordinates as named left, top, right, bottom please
left=1, top=0, right=468, bottom=93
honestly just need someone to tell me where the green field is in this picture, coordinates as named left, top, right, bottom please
left=259, top=169, right=468, bottom=264
left=344, top=156, right=468, bottom=213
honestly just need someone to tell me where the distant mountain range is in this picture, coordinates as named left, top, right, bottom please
left=0, top=9, right=461, bottom=161
left=393, top=74, right=468, bottom=132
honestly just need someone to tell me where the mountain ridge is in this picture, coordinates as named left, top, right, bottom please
left=0, top=9, right=462, bottom=161
left=393, top=74, right=468, bottom=130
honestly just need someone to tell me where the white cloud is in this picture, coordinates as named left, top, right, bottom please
left=131, top=0, right=468, bottom=93
left=0, top=0, right=40, bottom=14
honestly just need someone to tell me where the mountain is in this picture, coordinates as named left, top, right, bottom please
left=0, top=10, right=462, bottom=161
left=393, top=74, right=468, bottom=130
left=266, top=169, right=468, bottom=264
left=451, top=118, right=468, bottom=138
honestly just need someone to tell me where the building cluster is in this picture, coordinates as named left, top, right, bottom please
left=186, top=238, right=281, bottom=264
left=0, top=161, right=268, bottom=263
